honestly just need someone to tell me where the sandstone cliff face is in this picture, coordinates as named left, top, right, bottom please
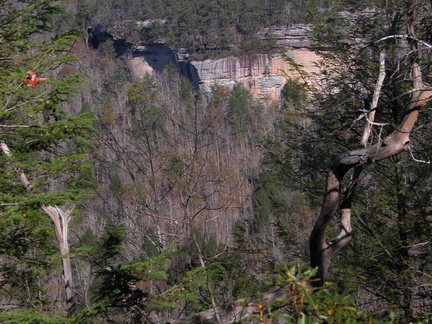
left=126, top=24, right=322, bottom=102
left=189, top=49, right=321, bottom=102
left=190, top=54, right=284, bottom=100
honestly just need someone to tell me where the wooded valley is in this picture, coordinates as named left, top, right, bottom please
left=0, top=0, right=432, bottom=323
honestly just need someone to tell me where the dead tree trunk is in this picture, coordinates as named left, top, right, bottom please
left=42, top=204, right=77, bottom=315
left=0, top=140, right=78, bottom=313
left=309, top=4, right=432, bottom=284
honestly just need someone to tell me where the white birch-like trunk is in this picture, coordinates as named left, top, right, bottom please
left=41, top=204, right=77, bottom=315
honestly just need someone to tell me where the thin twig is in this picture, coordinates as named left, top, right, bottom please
left=408, top=145, right=431, bottom=164
left=375, top=34, right=432, bottom=48
left=0, top=124, right=30, bottom=128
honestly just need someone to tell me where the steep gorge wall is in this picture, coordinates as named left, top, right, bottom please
left=125, top=24, right=322, bottom=102
left=189, top=49, right=321, bottom=101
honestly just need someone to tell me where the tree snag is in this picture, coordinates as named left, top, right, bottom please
left=42, top=203, right=77, bottom=315
left=309, top=0, right=432, bottom=286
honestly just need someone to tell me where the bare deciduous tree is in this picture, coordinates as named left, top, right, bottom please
left=309, top=0, right=432, bottom=286
left=167, top=1, right=432, bottom=322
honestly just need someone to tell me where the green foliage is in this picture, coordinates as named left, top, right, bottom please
left=0, top=30, right=93, bottom=204
left=248, top=263, right=394, bottom=324
left=84, top=227, right=178, bottom=321
left=239, top=37, right=265, bottom=54
left=75, top=0, right=98, bottom=28
left=127, top=74, right=167, bottom=132
left=0, top=308, right=76, bottom=324
left=252, top=171, right=287, bottom=232
left=227, top=83, right=262, bottom=136
left=0, top=0, right=61, bottom=57
left=176, top=264, right=223, bottom=312
left=272, top=2, right=432, bottom=322
left=170, top=246, right=270, bottom=315
left=330, top=156, right=432, bottom=322
left=48, top=0, right=399, bottom=59
left=14, top=1, right=429, bottom=322
left=103, top=39, right=117, bottom=58
left=0, top=0, right=92, bottom=314
left=233, top=219, right=248, bottom=248
left=281, top=78, right=308, bottom=111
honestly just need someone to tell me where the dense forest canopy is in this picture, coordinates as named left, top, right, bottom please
left=0, top=0, right=431, bottom=323
left=63, top=0, right=390, bottom=58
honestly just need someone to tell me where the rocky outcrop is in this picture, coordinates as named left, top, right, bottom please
left=259, top=24, right=311, bottom=48
left=125, top=24, right=322, bottom=102
left=189, top=49, right=321, bottom=101
left=129, top=48, right=321, bottom=102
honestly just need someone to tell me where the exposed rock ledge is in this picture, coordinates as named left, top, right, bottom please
left=189, top=49, right=321, bottom=101
left=125, top=23, right=321, bottom=102
left=128, top=47, right=322, bottom=102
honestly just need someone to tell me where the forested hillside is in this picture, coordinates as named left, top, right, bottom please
left=61, top=0, right=375, bottom=58
left=0, top=0, right=432, bottom=323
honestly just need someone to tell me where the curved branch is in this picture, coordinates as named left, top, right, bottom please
left=309, top=1, right=432, bottom=286
left=310, top=65, right=432, bottom=287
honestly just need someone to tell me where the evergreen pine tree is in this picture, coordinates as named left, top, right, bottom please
left=0, top=0, right=93, bottom=315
